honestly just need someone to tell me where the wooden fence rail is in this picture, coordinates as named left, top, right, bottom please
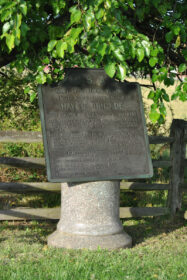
left=0, top=182, right=171, bottom=194
left=0, top=207, right=169, bottom=220
left=0, top=119, right=186, bottom=221
left=0, top=131, right=175, bottom=144
left=0, top=157, right=172, bottom=169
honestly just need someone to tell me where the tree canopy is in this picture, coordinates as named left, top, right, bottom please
left=0, top=0, right=186, bottom=123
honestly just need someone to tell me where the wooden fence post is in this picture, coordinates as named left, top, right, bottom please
left=168, top=119, right=186, bottom=215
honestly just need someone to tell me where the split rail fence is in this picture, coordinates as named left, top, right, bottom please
left=0, top=119, right=186, bottom=221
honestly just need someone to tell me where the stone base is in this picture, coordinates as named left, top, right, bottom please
left=48, top=230, right=132, bottom=250
left=48, top=181, right=132, bottom=250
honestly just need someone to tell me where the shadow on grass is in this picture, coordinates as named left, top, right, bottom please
left=123, top=213, right=187, bottom=246
left=0, top=214, right=186, bottom=247
left=0, top=237, right=6, bottom=242
left=0, top=220, right=56, bottom=245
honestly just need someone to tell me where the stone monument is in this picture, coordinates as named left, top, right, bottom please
left=38, top=68, right=153, bottom=249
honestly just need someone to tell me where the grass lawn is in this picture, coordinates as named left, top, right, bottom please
left=0, top=215, right=187, bottom=280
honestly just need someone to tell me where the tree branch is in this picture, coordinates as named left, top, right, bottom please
left=139, top=84, right=154, bottom=88
left=176, top=74, right=183, bottom=83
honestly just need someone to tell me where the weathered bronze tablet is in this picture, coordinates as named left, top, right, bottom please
left=38, top=68, right=153, bottom=182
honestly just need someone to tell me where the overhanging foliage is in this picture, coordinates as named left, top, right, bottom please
left=0, top=0, right=186, bottom=123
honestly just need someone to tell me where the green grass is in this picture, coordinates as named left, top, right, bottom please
left=0, top=142, right=44, bottom=158
left=0, top=216, right=187, bottom=280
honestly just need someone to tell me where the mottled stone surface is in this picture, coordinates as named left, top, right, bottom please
left=48, top=181, right=132, bottom=249
left=48, top=231, right=132, bottom=250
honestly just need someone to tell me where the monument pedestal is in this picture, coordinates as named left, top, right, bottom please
left=48, top=181, right=132, bottom=250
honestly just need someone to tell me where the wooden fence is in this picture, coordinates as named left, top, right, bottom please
left=0, top=119, right=186, bottom=221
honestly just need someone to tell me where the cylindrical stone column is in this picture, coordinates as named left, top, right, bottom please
left=48, top=181, right=132, bottom=249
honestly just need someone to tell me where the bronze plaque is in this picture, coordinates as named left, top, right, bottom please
left=38, top=69, right=153, bottom=182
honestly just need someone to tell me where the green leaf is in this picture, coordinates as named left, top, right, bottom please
left=127, top=0, right=135, bottom=9
left=137, top=48, right=144, bottom=62
left=101, top=26, right=111, bottom=38
left=141, top=40, right=150, bottom=57
left=84, top=10, right=94, bottom=31
left=162, top=92, right=169, bottom=102
left=165, top=31, right=173, bottom=43
left=47, top=40, right=57, bottom=52
left=24, top=86, right=30, bottom=94
left=21, top=22, right=30, bottom=37
left=30, top=92, right=37, bottom=102
left=98, top=43, right=107, bottom=57
left=179, top=91, right=187, bottom=102
left=150, top=48, right=158, bottom=57
left=159, top=103, right=166, bottom=116
left=171, top=93, right=179, bottom=100
left=182, top=49, right=187, bottom=61
left=149, top=109, right=160, bottom=123
left=173, top=25, right=180, bottom=35
left=155, top=89, right=162, bottom=100
left=169, top=75, right=174, bottom=85
left=152, top=74, right=158, bottom=83
left=105, top=0, right=111, bottom=9
left=130, top=44, right=136, bottom=59
left=113, top=49, right=124, bottom=62
left=126, top=33, right=133, bottom=39
left=175, top=35, right=180, bottom=48
left=16, top=14, right=22, bottom=30
left=70, top=6, right=81, bottom=24
left=36, top=72, right=46, bottom=84
left=37, top=65, right=44, bottom=72
left=56, top=41, right=67, bottom=58
left=104, top=62, right=116, bottom=78
left=149, top=57, right=158, bottom=67
left=42, top=57, right=50, bottom=64
left=148, top=91, right=154, bottom=99
left=159, top=67, right=167, bottom=74
left=6, top=34, right=15, bottom=51
left=52, top=49, right=57, bottom=58
left=67, top=38, right=76, bottom=53
left=183, top=83, right=187, bottom=92
left=20, top=3, right=27, bottom=16
left=1, top=10, right=12, bottom=22
left=96, top=8, right=104, bottom=20
left=117, top=64, right=126, bottom=81
left=52, top=2, right=60, bottom=14
left=68, top=27, right=83, bottom=39
left=2, top=22, right=11, bottom=34
left=179, top=63, right=186, bottom=73
left=15, top=29, right=21, bottom=41
left=151, top=103, right=157, bottom=111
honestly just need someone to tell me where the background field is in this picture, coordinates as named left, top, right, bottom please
left=0, top=78, right=186, bottom=280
